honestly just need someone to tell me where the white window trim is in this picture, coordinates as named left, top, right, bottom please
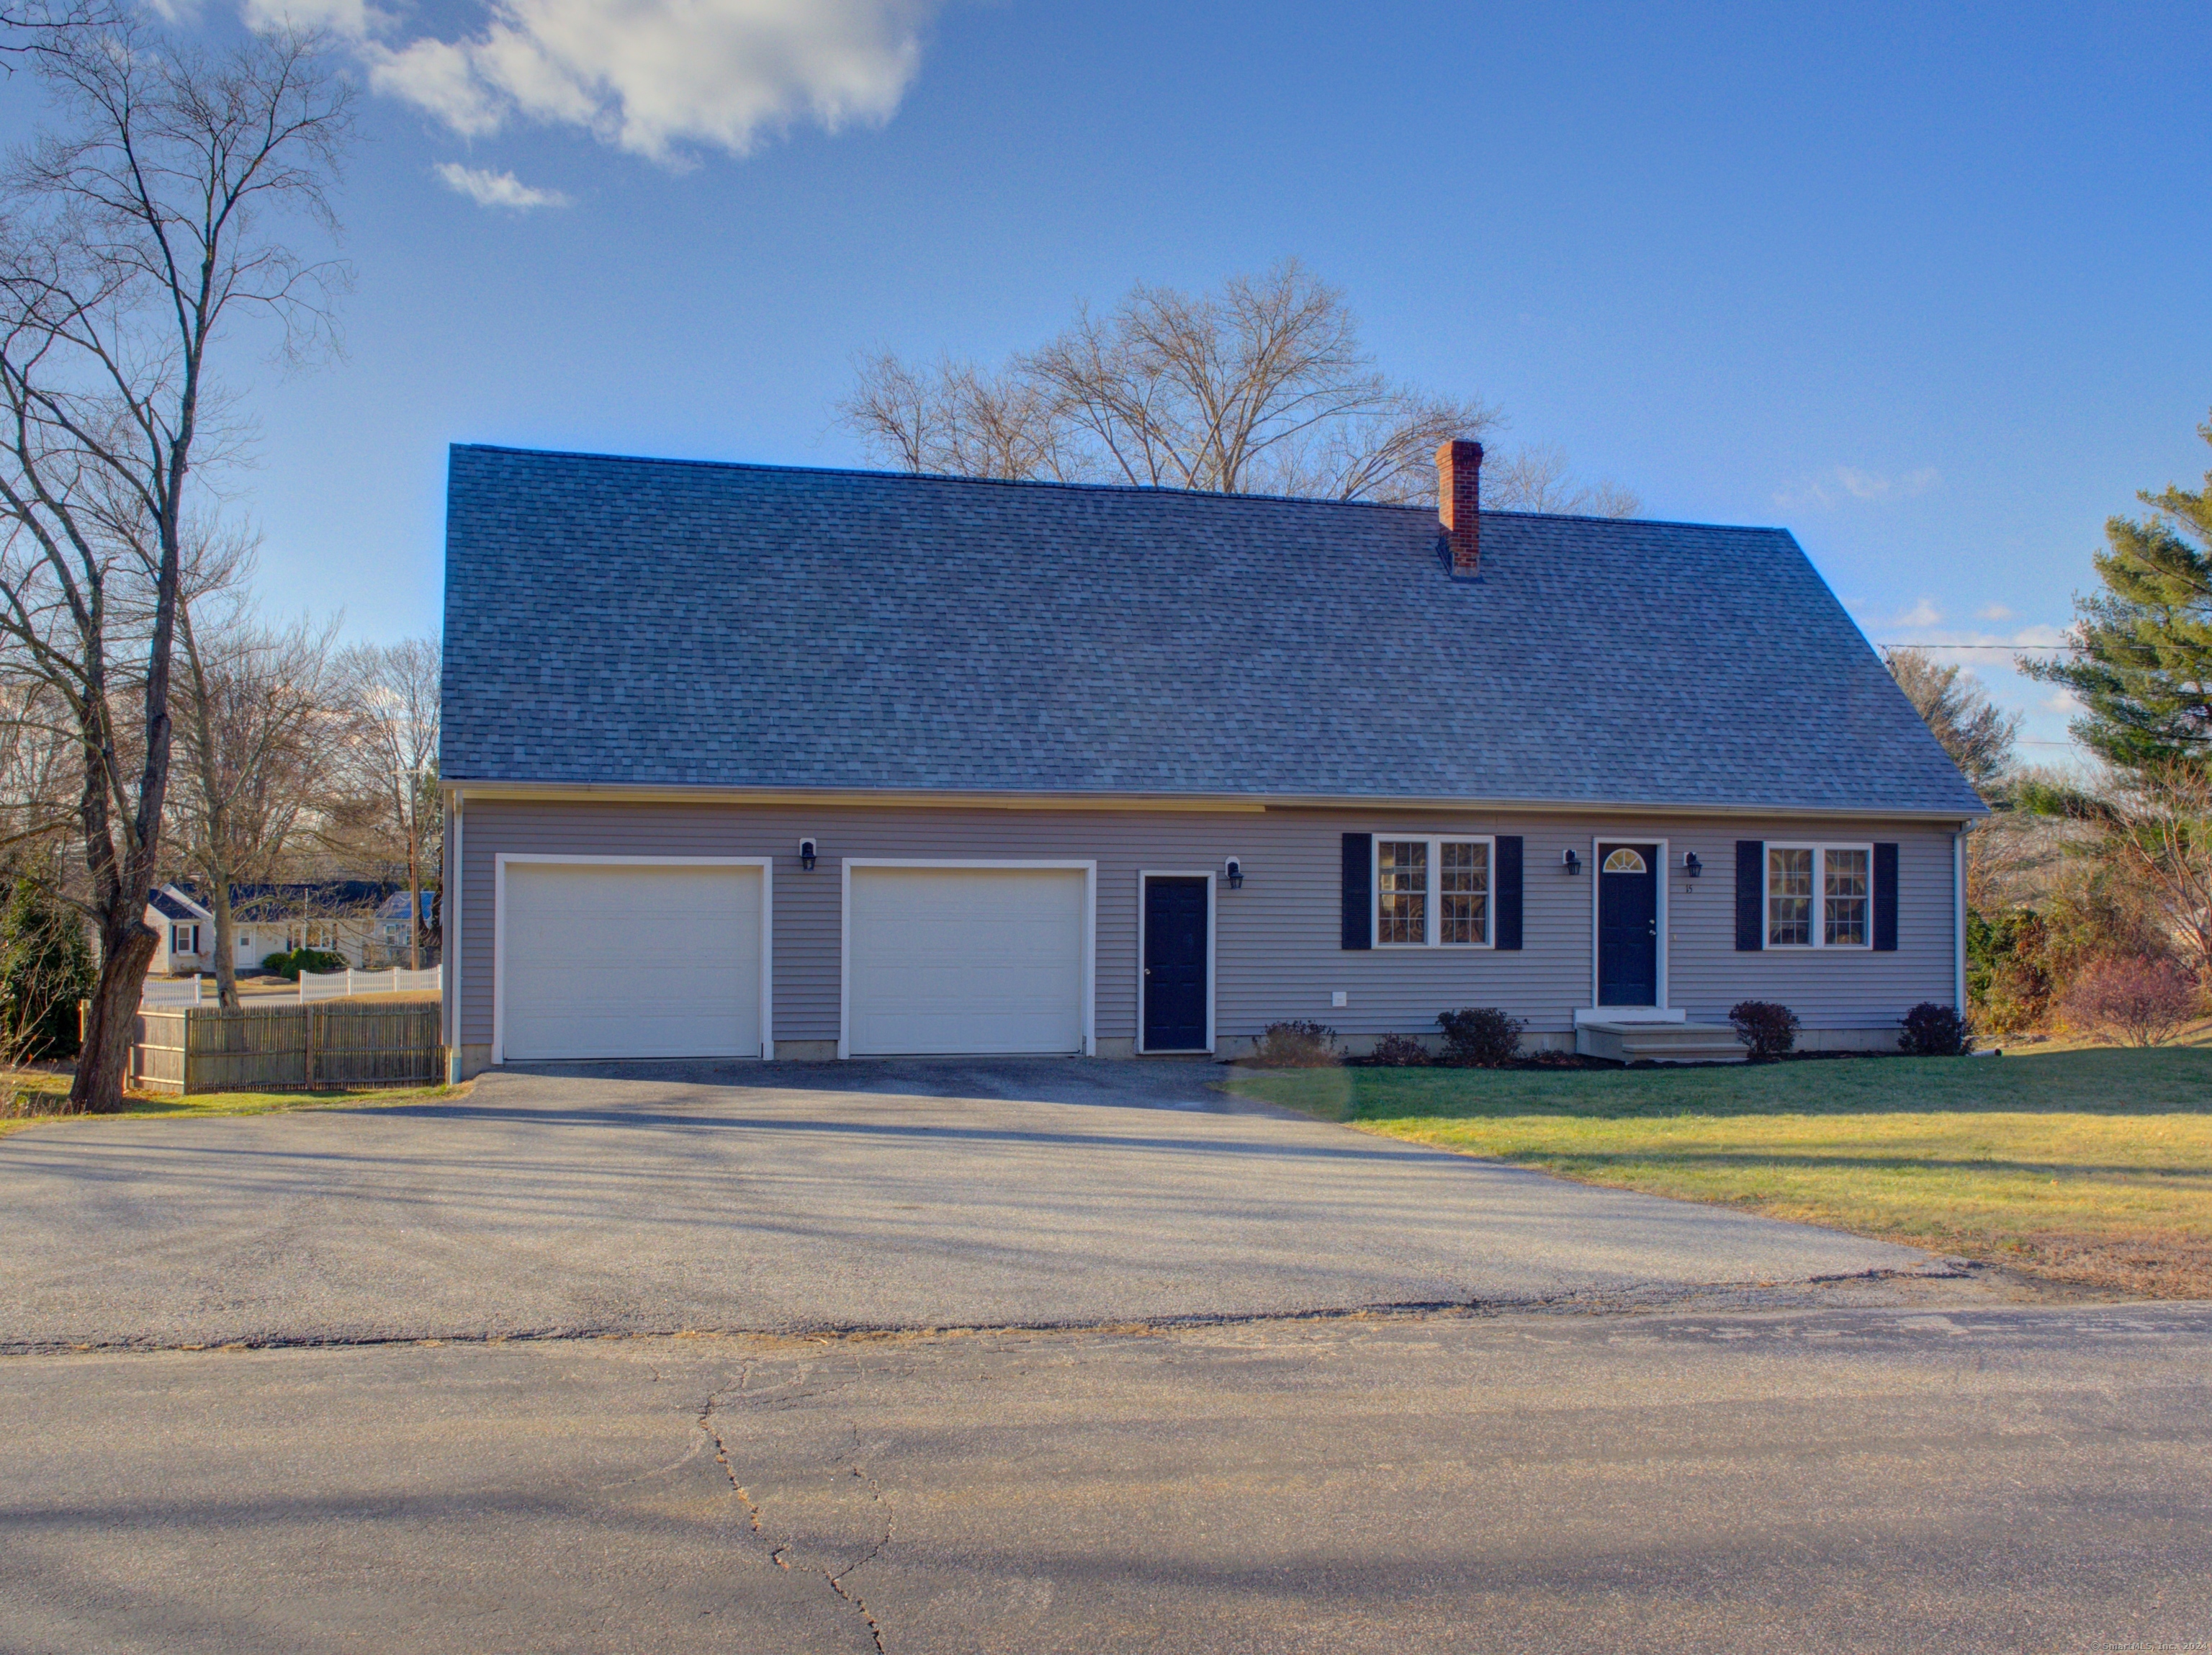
left=837, top=858, right=1098, bottom=1061
left=492, top=853, right=775, bottom=1064
left=1372, top=833, right=1496, bottom=949
left=1765, top=841, right=1875, bottom=951
left=1136, top=870, right=1216, bottom=1055
left=1588, top=836, right=1671, bottom=1011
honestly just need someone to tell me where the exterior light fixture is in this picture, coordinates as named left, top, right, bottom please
left=1225, top=856, right=1244, bottom=889
left=1683, top=851, right=1703, bottom=878
left=799, top=838, right=817, bottom=871
left=1563, top=849, right=1581, bottom=876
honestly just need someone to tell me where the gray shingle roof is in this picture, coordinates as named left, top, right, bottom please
left=148, top=887, right=207, bottom=922
left=441, top=444, right=1985, bottom=817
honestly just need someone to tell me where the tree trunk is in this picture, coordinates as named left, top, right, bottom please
left=71, top=915, right=157, bottom=1113
left=209, top=874, right=238, bottom=1009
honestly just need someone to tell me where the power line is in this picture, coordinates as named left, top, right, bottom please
left=1875, top=642, right=2082, bottom=650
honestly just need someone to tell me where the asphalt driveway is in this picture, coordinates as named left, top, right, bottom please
left=9, top=1306, right=2211, bottom=1654
left=0, top=1059, right=1933, bottom=1352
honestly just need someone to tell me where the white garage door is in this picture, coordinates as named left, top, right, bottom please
left=501, top=861, right=764, bottom=1061
left=847, top=866, right=1087, bottom=1057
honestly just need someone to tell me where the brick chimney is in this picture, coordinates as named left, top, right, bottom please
left=1438, top=439, right=1482, bottom=575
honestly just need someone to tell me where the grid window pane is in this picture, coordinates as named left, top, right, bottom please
left=1439, top=840, right=1489, bottom=944
left=1768, top=848, right=1813, bottom=946
left=1377, top=840, right=1428, bottom=944
left=1825, top=847, right=1869, bottom=946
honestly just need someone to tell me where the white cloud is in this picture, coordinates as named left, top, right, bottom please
left=328, top=0, right=934, bottom=163
left=1977, top=603, right=2015, bottom=622
left=433, top=162, right=573, bottom=209
left=1773, top=464, right=1941, bottom=511
left=1893, top=598, right=1943, bottom=629
left=242, top=0, right=389, bottom=35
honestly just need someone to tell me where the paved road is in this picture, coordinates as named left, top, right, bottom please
left=0, top=1061, right=1932, bottom=1353
left=5, top=1304, right=2209, bottom=1654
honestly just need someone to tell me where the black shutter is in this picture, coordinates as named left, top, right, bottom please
left=1873, top=842, right=1899, bottom=951
left=1341, top=833, right=1372, bottom=950
left=1494, top=836, right=1523, bottom=950
left=1735, top=840, right=1764, bottom=951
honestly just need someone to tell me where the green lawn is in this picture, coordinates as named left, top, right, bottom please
left=1223, top=1049, right=2212, bottom=1299
left=1, top=1074, right=462, bottom=1136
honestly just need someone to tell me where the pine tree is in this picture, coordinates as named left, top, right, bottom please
left=2026, top=412, right=2212, bottom=772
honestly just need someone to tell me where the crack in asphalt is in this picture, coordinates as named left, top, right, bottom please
left=0, top=1268, right=1998, bottom=1359
left=823, top=1422, right=892, bottom=1654
left=701, top=1363, right=891, bottom=1651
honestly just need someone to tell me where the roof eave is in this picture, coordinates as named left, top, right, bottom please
left=441, top=777, right=1988, bottom=824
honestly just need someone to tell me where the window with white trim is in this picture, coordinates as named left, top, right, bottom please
left=1375, top=836, right=1491, bottom=946
left=1767, top=844, right=1871, bottom=948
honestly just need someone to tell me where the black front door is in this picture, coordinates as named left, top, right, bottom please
left=1597, top=843, right=1659, bottom=1007
left=1143, top=877, right=1209, bottom=1051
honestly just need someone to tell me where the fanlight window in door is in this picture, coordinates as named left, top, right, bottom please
left=1601, top=848, right=1647, bottom=874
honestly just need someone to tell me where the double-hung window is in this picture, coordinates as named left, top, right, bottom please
left=1376, top=836, right=1492, bottom=947
left=1767, top=844, right=1871, bottom=948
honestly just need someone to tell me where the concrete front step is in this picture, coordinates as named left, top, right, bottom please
left=1575, top=1021, right=1746, bottom=1064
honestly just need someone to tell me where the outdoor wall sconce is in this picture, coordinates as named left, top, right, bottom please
left=1683, top=851, right=1703, bottom=878
left=799, top=838, right=817, bottom=871
left=1563, top=848, right=1582, bottom=876
left=1225, top=856, right=1244, bottom=889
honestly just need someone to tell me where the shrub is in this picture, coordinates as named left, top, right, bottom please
left=1727, top=1000, right=1799, bottom=1062
left=2058, top=957, right=2199, bottom=1048
left=1435, top=1007, right=1524, bottom=1068
left=1899, top=1001, right=1975, bottom=1057
left=1968, top=908, right=2052, bottom=1033
left=1246, top=1021, right=1341, bottom=1067
left=261, top=948, right=345, bottom=982
left=1366, top=1032, right=1432, bottom=1067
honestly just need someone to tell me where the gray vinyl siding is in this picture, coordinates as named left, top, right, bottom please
left=449, top=799, right=1962, bottom=1051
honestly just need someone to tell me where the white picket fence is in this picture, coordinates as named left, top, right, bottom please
left=140, top=977, right=206, bottom=1009
left=300, top=965, right=443, bottom=1003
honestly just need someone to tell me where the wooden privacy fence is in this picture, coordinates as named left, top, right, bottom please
left=130, top=1003, right=443, bottom=1095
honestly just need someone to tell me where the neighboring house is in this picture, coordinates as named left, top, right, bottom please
left=145, top=881, right=398, bottom=974
left=147, top=884, right=215, bottom=976
left=225, top=882, right=395, bottom=970
left=367, top=889, right=440, bottom=967
left=437, top=441, right=1985, bottom=1075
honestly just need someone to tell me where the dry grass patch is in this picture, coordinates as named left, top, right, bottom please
left=1224, top=1049, right=2212, bottom=1299
left=0, top=1069, right=464, bottom=1136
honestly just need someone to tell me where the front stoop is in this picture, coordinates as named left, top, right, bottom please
left=1575, top=1021, right=1746, bottom=1064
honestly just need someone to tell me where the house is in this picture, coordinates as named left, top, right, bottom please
left=147, top=884, right=215, bottom=975
left=367, top=889, right=439, bottom=967
left=144, top=881, right=400, bottom=974
left=225, top=882, right=394, bottom=969
left=436, top=441, right=1985, bottom=1075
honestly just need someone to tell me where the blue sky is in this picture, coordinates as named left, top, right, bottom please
left=50, top=1, right=2212, bottom=758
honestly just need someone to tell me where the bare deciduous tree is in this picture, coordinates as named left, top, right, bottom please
left=841, top=261, right=1640, bottom=513
left=1884, top=647, right=2022, bottom=796
left=0, top=16, right=351, bottom=1110
left=328, top=638, right=439, bottom=969
left=1478, top=444, right=1644, bottom=519
left=172, top=550, right=338, bottom=1007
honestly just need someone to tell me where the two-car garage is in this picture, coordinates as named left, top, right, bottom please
left=491, top=857, right=1092, bottom=1063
